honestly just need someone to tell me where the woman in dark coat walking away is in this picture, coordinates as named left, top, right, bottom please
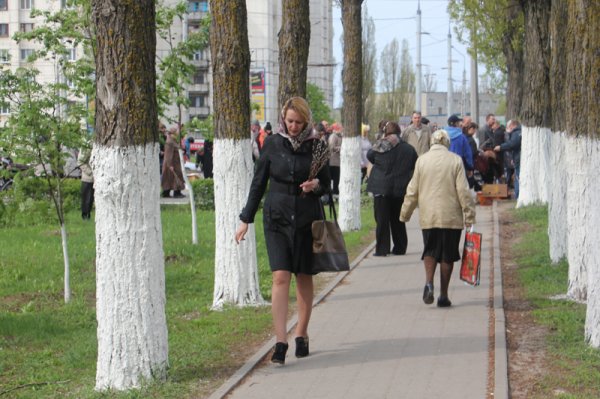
left=235, top=97, right=331, bottom=365
left=367, top=122, right=418, bottom=256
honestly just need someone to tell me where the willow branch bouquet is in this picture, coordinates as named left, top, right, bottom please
left=308, top=138, right=330, bottom=181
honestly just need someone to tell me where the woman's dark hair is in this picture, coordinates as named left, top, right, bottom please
left=384, top=121, right=401, bottom=136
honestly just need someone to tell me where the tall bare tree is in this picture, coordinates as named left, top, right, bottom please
left=362, top=6, right=377, bottom=125
left=278, top=0, right=311, bottom=109
left=92, top=0, right=168, bottom=390
left=379, top=38, right=401, bottom=120
left=398, top=39, right=415, bottom=117
left=210, top=0, right=265, bottom=308
left=338, top=0, right=363, bottom=232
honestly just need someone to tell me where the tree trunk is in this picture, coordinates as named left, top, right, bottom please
left=517, top=0, right=552, bottom=207
left=503, top=0, right=524, bottom=121
left=546, top=0, right=569, bottom=263
left=92, top=1, right=168, bottom=390
left=210, top=0, right=265, bottom=309
left=339, top=0, right=363, bottom=232
left=278, top=0, right=310, bottom=110
left=563, top=0, right=600, bottom=346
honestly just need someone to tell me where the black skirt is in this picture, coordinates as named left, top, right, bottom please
left=264, top=223, right=317, bottom=275
left=421, top=228, right=462, bottom=263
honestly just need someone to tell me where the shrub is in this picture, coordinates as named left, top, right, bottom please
left=191, top=178, right=214, bottom=210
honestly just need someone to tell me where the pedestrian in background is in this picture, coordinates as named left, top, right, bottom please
left=360, top=124, right=372, bottom=184
left=78, top=146, right=94, bottom=220
left=401, top=111, right=432, bottom=156
left=400, top=129, right=476, bottom=307
left=367, top=122, right=418, bottom=256
left=235, top=97, right=331, bottom=365
left=328, top=122, right=343, bottom=196
left=162, top=127, right=186, bottom=198
left=495, top=120, right=522, bottom=199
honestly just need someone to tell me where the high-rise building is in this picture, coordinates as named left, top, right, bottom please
left=0, top=0, right=334, bottom=128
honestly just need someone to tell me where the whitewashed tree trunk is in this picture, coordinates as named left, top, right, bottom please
left=212, top=138, right=266, bottom=309
left=585, top=137, right=600, bottom=347
left=548, top=131, right=568, bottom=263
left=93, top=144, right=168, bottom=390
left=60, top=223, right=71, bottom=303
left=566, top=136, right=589, bottom=302
left=177, top=148, right=198, bottom=245
left=517, top=126, right=551, bottom=208
left=338, top=136, right=362, bottom=232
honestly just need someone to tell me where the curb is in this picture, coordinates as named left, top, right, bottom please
left=206, top=240, right=377, bottom=399
left=493, top=201, right=509, bottom=399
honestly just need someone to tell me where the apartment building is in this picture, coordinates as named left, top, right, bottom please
left=1, top=0, right=334, bottom=128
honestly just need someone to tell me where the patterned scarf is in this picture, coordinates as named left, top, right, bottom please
left=277, top=120, right=315, bottom=152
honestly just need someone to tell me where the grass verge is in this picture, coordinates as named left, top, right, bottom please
left=0, top=201, right=375, bottom=398
left=511, top=205, right=600, bottom=398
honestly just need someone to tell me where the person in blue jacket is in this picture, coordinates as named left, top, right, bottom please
left=445, top=115, right=473, bottom=179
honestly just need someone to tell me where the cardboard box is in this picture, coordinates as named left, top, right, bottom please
left=481, top=184, right=508, bottom=198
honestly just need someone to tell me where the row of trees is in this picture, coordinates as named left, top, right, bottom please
left=450, top=0, right=600, bottom=347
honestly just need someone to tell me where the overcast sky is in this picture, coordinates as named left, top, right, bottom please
left=332, top=0, right=471, bottom=107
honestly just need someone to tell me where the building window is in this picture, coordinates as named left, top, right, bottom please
left=20, top=0, right=33, bottom=9
left=20, top=49, right=34, bottom=61
left=0, top=24, right=8, bottom=37
left=20, top=23, right=35, bottom=33
left=0, top=49, right=9, bottom=63
left=188, top=1, right=208, bottom=13
left=0, top=0, right=7, bottom=10
left=193, top=50, right=207, bottom=61
left=189, top=93, right=206, bottom=107
left=0, top=103, right=9, bottom=115
left=193, top=71, right=205, bottom=84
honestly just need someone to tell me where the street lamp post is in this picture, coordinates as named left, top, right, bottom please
left=416, top=1, right=422, bottom=112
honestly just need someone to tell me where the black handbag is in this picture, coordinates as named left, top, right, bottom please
left=311, top=194, right=350, bottom=273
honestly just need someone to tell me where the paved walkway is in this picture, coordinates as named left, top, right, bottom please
left=209, top=203, right=507, bottom=399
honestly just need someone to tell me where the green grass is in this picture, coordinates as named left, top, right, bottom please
left=511, top=205, right=600, bottom=399
left=0, top=201, right=376, bottom=398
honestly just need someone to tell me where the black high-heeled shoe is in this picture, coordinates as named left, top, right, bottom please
left=271, top=342, right=289, bottom=364
left=295, top=336, right=309, bottom=358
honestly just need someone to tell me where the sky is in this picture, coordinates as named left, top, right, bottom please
left=331, top=0, right=471, bottom=108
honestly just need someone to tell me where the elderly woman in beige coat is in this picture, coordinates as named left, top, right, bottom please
left=400, top=129, right=476, bottom=307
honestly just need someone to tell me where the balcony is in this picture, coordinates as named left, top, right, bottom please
left=191, top=59, right=209, bottom=68
left=189, top=106, right=210, bottom=117
left=189, top=83, right=209, bottom=93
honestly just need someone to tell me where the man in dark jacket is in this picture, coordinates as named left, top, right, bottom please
left=495, top=120, right=522, bottom=199
left=367, top=122, right=418, bottom=256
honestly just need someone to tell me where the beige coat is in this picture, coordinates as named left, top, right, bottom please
left=400, top=144, right=475, bottom=229
left=401, top=124, right=432, bottom=156
left=77, top=148, right=93, bottom=183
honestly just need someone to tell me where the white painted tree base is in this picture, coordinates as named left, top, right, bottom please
left=212, top=138, right=266, bottom=309
left=548, top=131, right=568, bottom=263
left=584, top=138, right=600, bottom=347
left=60, top=223, right=71, bottom=303
left=566, top=136, right=589, bottom=302
left=338, top=136, right=362, bottom=232
left=517, top=126, right=551, bottom=208
left=92, top=144, right=168, bottom=391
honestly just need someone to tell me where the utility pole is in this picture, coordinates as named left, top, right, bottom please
left=447, top=26, right=453, bottom=118
left=470, top=25, right=479, bottom=126
left=415, top=0, right=422, bottom=112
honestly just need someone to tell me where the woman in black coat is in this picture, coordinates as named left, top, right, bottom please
left=235, top=97, right=331, bottom=365
left=367, top=122, right=418, bottom=256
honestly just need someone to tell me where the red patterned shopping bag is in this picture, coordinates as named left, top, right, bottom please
left=460, top=229, right=482, bottom=286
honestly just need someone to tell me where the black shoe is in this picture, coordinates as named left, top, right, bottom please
left=271, top=342, right=288, bottom=364
left=161, top=190, right=171, bottom=198
left=173, top=193, right=186, bottom=198
left=437, top=296, right=452, bottom=307
left=295, top=337, right=309, bottom=358
left=373, top=252, right=387, bottom=257
left=423, top=283, right=434, bottom=305
left=391, top=249, right=406, bottom=255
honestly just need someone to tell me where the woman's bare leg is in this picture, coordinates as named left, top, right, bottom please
left=272, top=270, right=292, bottom=342
left=295, top=273, right=314, bottom=338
